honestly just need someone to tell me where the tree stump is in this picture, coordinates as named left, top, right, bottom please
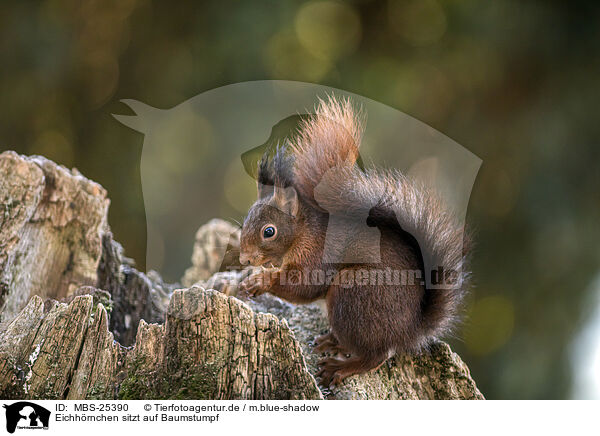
left=0, top=151, right=483, bottom=400
left=0, top=151, right=109, bottom=329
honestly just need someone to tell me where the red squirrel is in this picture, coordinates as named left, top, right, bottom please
left=238, top=97, right=469, bottom=387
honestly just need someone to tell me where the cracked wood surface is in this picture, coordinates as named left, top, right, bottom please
left=0, top=288, right=321, bottom=399
left=0, top=151, right=109, bottom=328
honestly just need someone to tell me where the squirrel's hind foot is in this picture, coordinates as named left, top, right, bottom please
left=316, top=352, right=388, bottom=388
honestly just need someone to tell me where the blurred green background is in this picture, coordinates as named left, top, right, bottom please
left=1, top=0, right=599, bottom=399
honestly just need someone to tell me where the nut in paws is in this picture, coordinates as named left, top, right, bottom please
left=239, top=267, right=278, bottom=297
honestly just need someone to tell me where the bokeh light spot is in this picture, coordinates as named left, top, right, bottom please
left=465, top=295, right=515, bottom=355
left=264, top=30, right=333, bottom=81
left=388, top=0, right=447, bottom=46
left=29, top=130, right=75, bottom=168
left=294, top=1, right=362, bottom=61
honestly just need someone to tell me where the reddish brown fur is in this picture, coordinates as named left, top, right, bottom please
left=239, top=97, right=469, bottom=387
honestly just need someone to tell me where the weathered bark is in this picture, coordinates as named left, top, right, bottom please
left=0, top=288, right=321, bottom=400
left=0, top=152, right=483, bottom=400
left=0, top=295, right=97, bottom=398
left=121, top=287, right=321, bottom=399
left=181, top=218, right=242, bottom=287
left=0, top=151, right=109, bottom=329
left=96, top=232, right=172, bottom=346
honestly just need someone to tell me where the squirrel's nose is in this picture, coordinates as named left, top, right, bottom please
left=239, top=253, right=251, bottom=266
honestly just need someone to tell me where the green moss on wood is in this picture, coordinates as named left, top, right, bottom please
left=118, top=356, right=219, bottom=400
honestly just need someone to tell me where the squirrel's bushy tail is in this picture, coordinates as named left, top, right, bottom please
left=289, top=96, right=469, bottom=339
left=291, top=96, right=364, bottom=205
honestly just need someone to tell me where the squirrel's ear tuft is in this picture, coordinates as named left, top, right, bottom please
left=257, top=182, right=274, bottom=200
left=271, top=185, right=298, bottom=217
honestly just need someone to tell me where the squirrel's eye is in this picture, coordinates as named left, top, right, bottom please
left=262, top=225, right=277, bottom=239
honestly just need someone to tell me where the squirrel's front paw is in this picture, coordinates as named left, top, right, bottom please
left=238, top=267, right=278, bottom=298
